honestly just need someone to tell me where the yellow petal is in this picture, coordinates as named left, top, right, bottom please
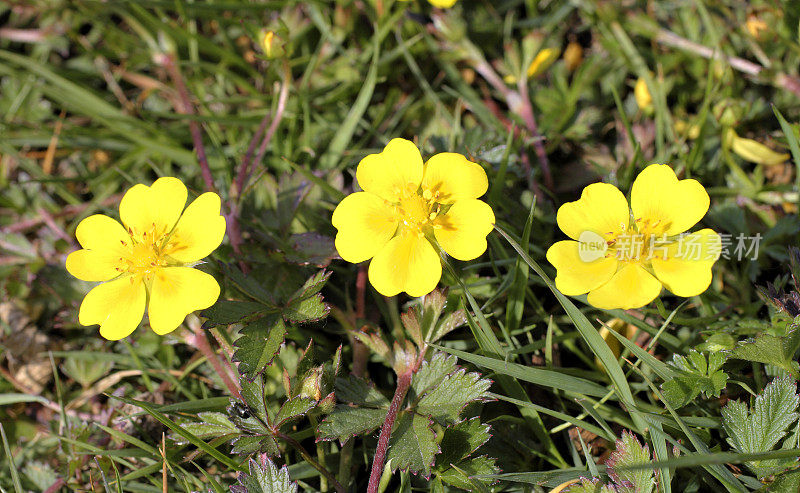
left=586, top=263, right=662, bottom=310
left=634, top=77, right=653, bottom=111
left=546, top=240, right=619, bottom=295
left=147, top=267, right=220, bottom=335
left=119, top=177, right=187, bottom=237
left=165, top=192, right=226, bottom=263
left=79, top=276, right=146, bottom=340
left=332, top=192, right=398, bottom=263
left=651, top=229, right=720, bottom=297
left=527, top=48, right=560, bottom=78
left=356, top=138, right=423, bottom=202
left=428, top=0, right=457, bottom=7
left=66, top=249, right=124, bottom=282
left=630, top=164, right=709, bottom=236
left=556, top=183, right=629, bottom=241
left=730, top=133, right=789, bottom=165
left=422, top=153, right=488, bottom=204
left=434, top=199, right=494, bottom=261
left=368, top=233, right=441, bottom=297
left=75, top=214, right=130, bottom=250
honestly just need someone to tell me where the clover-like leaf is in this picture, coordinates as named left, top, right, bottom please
left=661, top=350, right=728, bottom=408
left=722, top=376, right=800, bottom=479
left=231, top=458, right=297, bottom=493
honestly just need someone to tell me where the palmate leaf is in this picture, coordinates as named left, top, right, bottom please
left=722, top=376, right=800, bottom=479
left=231, top=458, right=297, bottom=493
left=661, top=350, right=728, bottom=408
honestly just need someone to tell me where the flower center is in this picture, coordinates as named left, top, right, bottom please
left=395, top=189, right=442, bottom=237
left=607, top=216, right=670, bottom=263
left=116, top=224, right=171, bottom=278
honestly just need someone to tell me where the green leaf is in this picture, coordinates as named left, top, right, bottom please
left=661, top=350, right=728, bottom=408
left=386, top=412, right=439, bottom=478
left=605, top=431, right=654, bottom=493
left=437, top=418, right=492, bottom=467
left=233, top=316, right=287, bottom=379
left=231, top=458, right=297, bottom=493
left=274, top=396, right=317, bottom=428
left=722, top=376, right=800, bottom=478
left=562, top=478, right=617, bottom=493
left=761, top=467, right=800, bottom=493
left=201, top=300, right=271, bottom=327
left=417, top=368, right=491, bottom=425
left=231, top=434, right=280, bottom=457
left=334, top=375, right=390, bottom=407
left=410, top=353, right=459, bottom=400
left=437, top=456, right=498, bottom=491
left=317, top=406, right=386, bottom=444
left=728, top=334, right=800, bottom=375
left=239, top=376, right=270, bottom=426
left=283, top=295, right=329, bottom=323
left=172, top=412, right=239, bottom=444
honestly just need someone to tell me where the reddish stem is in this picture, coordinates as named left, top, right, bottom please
left=366, top=371, right=413, bottom=493
left=188, top=326, right=241, bottom=400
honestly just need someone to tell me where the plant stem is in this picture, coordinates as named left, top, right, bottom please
left=308, top=416, right=328, bottom=492
left=187, top=326, right=241, bottom=400
left=276, top=432, right=345, bottom=493
left=366, top=371, right=413, bottom=493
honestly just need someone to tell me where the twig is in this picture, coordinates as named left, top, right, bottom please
left=654, top=28, right=800, bottom=99
left=276, top=431, right=345, bottom=493
left=366, top=371, right=413, bottom=493
left=158, top=53, right=216, bottom=192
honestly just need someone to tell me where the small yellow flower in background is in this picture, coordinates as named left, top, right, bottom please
left=66, top=177, right=226, bottom=340
left=332, top=138, right=494, bottom=297
left=428, top=0, right=457, bottom=7
left=563, top=42, right=583, bottom=72
left=546, top=164, right=721, bottom=310
left=634, top=77, right=653, bottom=112
left=526, top=47, right=560, bottom=78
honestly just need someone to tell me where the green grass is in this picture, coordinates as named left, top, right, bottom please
left=2, top=0, right=800, bottom=491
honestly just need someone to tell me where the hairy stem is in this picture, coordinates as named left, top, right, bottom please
left=187, top=326, right=241, bottom=400
left=366, top=371, right=413, bottom=493
left=276, top=432, right=345, bottom=493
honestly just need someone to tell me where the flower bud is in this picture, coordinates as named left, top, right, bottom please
left=259, top=30, right=286, bottom=59
left=563, top=42, right=583, bottom=72
left=634, top=77, right=653, bottom=113
left=526, top=47, right=560, bottom=78
left=728, top=129, right=789, bottom=165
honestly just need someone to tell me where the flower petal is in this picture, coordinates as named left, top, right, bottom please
left=75, top=214, right=130, bottom=250
left=165, top=192, right=226, bottom=263
left=586, top=263, right=662, bottom=310
left=356, top=138, right=423, bottom=202
left=630, top=164, right=709, bottom=236
left=79, top=276, right=146, bottom=340
left=434, top=199, right=494, bottom=261
left=66, top=249, right=124, bottom=282
left=119, top=177, right=188, bottom=237
left=368, top=233, right=441, bottom=297
left=422, top=153, right=488, bottom=203
left=652, top=229, right=721, bottom=297
left=556, top=183, right=629, bottom=241
left=148, top=267, right=221, bottom=335
left=332, top=192, right=399, bottom=263
left=545, top=240, right=619, bottom=295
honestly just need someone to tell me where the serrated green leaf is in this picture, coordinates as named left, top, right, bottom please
left=661, top=350, right=728, bottom=408
left=437, top=418, right=491, bottom=467
left=437, top=456, right=498, bottom=490
left=605, top=431, right=654, bottom=493
left=761, top=466, right=800, bottom=492
left=722, top=376, right=800, bottom=478
left=334, top=375, right=390, bottom=407
left=172, top=412, right=239, bottom=444
left=418, top=368, right=491, bottom=425
left=234, top=316, right=287, bottom=379
left=201, top=300, right=271, bottom=327
left=317, top=406, right=386, bottom=443
left=289, top=270, right=331, bottom=302
left=386, top=412, right=439, bottom=478
left=231, top=434, right=280, bottom=457
left=410, top=353, right=459, bottom=401
left=231, top=458, right=297, bottom=493
left=239, top=376, right=270, bottom=425
left=275, top=396, right=316, bottom=427
left=283, top=294, right=329, bottom=323
left=728, top=334, right=800, bottom=375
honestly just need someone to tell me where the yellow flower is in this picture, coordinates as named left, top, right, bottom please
left=526, top=47, right=560, bottom=78
left=546, top=164, right=721, bottom=310
left=66, top=177, right=226, bottom=340
left=634, top=77, right=653, bottom=112
left=563, top=42, right=583, bottom=72
left=428, top=0, right=457, bottom=7
left=332, top=138, right=494, bottom=297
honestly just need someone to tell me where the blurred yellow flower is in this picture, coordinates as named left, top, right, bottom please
left=332, top=138, right=494, bottom=297
left=726, top=128, right=789, bottom=165
left=634, top=77, right=653, bottom=112
left=546, top=164, right=720, bottom=310
left=428, top=0, right=457, bottom=7
left=66, top=177, right=226, bottom=340
left=563, top=42, right=583, bottom=71
left=527, top=47, right=560, bottom=78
